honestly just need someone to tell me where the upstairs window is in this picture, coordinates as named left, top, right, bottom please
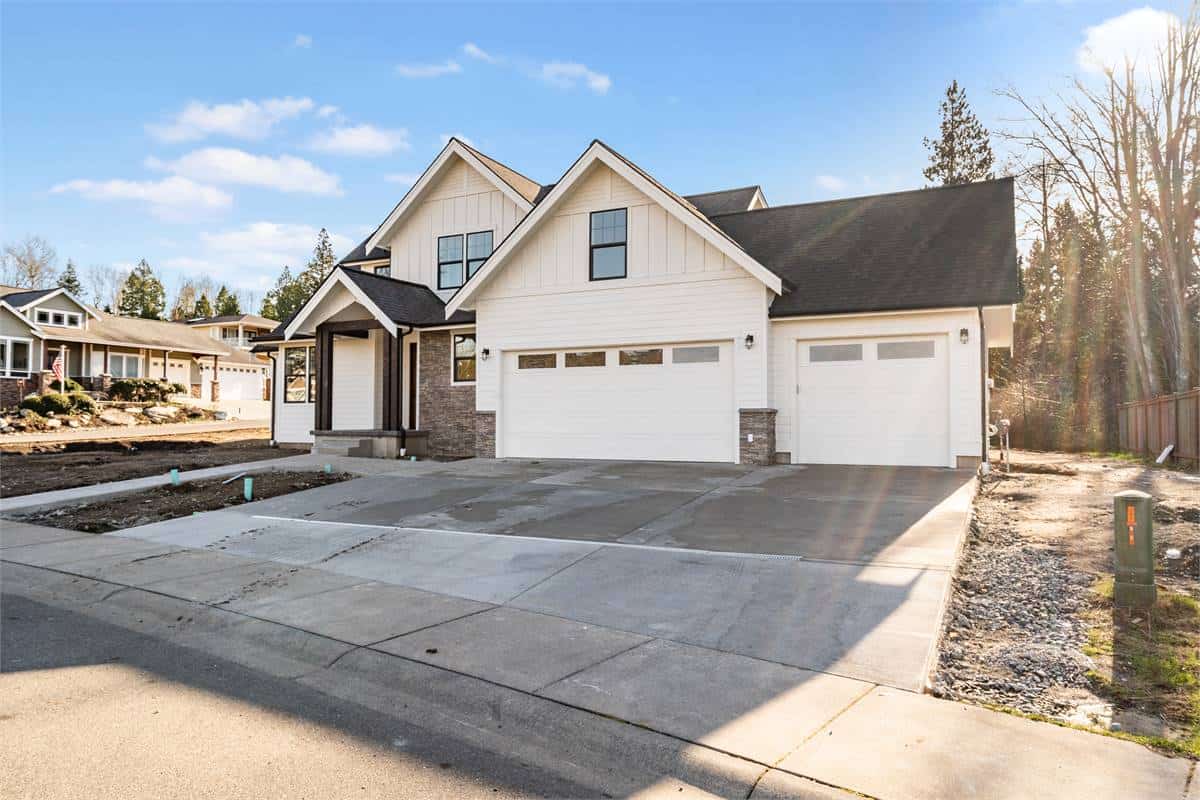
left=374, top=265, right=391, bottom=278
left=590, top=209, right=627, bottom=280
left=466, top=231, right=493, bottom=278
left=33, top=309, right=82, bottom=327
left=438, top=235, right=465, bottom=289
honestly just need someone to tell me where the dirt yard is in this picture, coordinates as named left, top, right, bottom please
left=933, top=450, right=1200, bottom=757
left=0, top=429, right=291, bottom=497
left=11, top=470, right=352, bottom=533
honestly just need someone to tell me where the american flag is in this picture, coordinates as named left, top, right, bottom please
left=51, top=351, right=64, bottom=382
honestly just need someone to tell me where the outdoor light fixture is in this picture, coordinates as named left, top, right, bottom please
left=959, top=328, right=969, bottom=344
left=480, top=347, right=491, bottom=361
left=744, top=334, right=755, bottom=350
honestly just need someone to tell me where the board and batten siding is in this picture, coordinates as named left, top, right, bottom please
left=769, top=308, right=983, bottom=466
left=385, top=156, right=525, bottom=300
left=473, top=163, right=772, bottom=427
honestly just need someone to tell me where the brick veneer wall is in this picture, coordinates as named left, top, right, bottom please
left=738, top=408, right=777, bottom=466
left=418, top=330, right=477, bottom=458
left=475, top=411, right=496, bottom=458
left=0, top=374, right=43, bottom=409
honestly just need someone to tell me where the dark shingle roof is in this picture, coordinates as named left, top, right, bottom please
left=338, top=236, right=391, bottom=265
left=705, top=177, right=1020, bottom=317
left=187, top=313, right=277, bottom=328
left=1, top=286, right=60, bottom=307
left=684, top=186, right=763, bottom=217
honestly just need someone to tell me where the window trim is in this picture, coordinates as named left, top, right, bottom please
left=589, top=208, right=628, bottom=281
left=35, top=310, right=50, bottom=324
left=0, top=335, right=33, bottom=378
left=451, top=332, right=477, bottom=385
left=465, top=229, right=493, bottom=279
left=109, top=352, right=142, bottom=379
left=437, top=234, right=466, bottom=290
left=282, top=345, right=316, bottom=404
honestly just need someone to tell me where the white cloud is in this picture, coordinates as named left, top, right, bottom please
left=50, top=176, right=232, bottom=221
left=309, top=124, right=410, bottom=157
left=438, top=132, right=474, bottom=148
left=197, top=222, right=354, bottom=269
left=539, top=61, right=611, bottom=94
left=815, top=175, right=848, bottom=192
left=147, top=96, right=315, bottom=142
left=147, top=148, right=342, bottom=195
left=317, top=104, right=339, bottom=118
left=395, top=60, right=462, bottom=78
left=293, top=33, right=312, bottom=48
left=1077, top=7, right=1178, bottom=75
left=385, top=172, right=421, bottom=186
left=463, top=42, right=499, bottom=63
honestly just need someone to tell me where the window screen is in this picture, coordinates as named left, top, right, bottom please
left=672, top=345, right=719, bottom=364
left=877, top=340, right=936, bottom=360
left=565, top=351, right=605, bottom=368
left=619, top=348, right=663, bottom=366
left=809, top=343, right=863, bottom=362
left=517, top=353, right=556, bottom=370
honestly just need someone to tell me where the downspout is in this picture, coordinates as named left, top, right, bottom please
left=266, top=351, right=278, bottom=447
left=978, top=307, right=989, bottom=474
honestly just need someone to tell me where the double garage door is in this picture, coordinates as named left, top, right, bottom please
left=795, top=335, right=950, bottom=467
left=501, top=341, right=734, bottom=462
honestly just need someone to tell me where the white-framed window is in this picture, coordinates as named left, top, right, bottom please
left=33, top=309, right=82, bottom=327
left=374, top=265, right=391, bottom=277
left=0, top=336, right=32, bottom=377
left=452, top=333, right=476, bottom=383
left=110, top=353, right=142, bottom=378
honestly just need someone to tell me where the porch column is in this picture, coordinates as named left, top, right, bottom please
left=314, top=324, right=333, bottom=430
left=162, top=350, right=169, bottom=380
left=380, top=330, right=404, bottom=432
left=210, top=354, right=220, bottom=401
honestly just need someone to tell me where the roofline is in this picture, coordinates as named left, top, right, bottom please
left=0, top=301, right=46, bottom=338
left=768, top=300, right=1019, bottom=321
left=10, top=286, right=101, bottom=319
left=338, top=258, right=390, bottom=267
left=283, top=266, right=398, bottom=339
left=711, top=175, right=1016, bottom=219
left=684, top=184, right=762, bottom=198
left=455, top=138, right=542, bottom=201
left=29, top=330, right=232, bottom=355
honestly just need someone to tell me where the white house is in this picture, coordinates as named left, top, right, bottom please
left=253, top=138, right=1018, bottom=468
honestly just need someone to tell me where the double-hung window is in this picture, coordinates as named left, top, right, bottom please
left=452, top=333, right=476, bottom=383
left=590, top=209, right=627, bottom=280
left=0, top=337, right=31, bottom=377
left=284, top=346, right=317, bottom=403
left=110, top=353, right=141, bottom=378
left=438, top=231, right=493, bottom=289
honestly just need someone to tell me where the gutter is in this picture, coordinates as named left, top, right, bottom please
left=266, top=352, right=278, bottom=446
left=978, top=306, right=989, bottom=474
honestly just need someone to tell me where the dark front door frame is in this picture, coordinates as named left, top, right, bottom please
left=314, top=318, right=410, bottom=436
left=408, top=341, right=418, bottom=429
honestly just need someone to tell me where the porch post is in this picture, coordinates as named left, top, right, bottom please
left=162, top=350, right=169, bottom=380
left=380, top=330, right=404, bottom=432
left=315, top=324, right=333, bottom=431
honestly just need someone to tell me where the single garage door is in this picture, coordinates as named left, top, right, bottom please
left=217, top=364, right=265, bottom=401
left=501, top=341, right=734, bottom=462
left=795, top=335, right=949, bottom=467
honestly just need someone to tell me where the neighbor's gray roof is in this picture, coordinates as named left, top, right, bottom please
left=706, top=177, right=1021, bottom=317
left=186, top=313, right=277, bottom=328
left=684, top=186, right=763, bottom=217
left=0, top=286, right=62, bottom=308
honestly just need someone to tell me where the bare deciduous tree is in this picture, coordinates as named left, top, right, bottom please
left=1, top=236, right=58, bottom=289
left=84, top=263, right=128, bottom=311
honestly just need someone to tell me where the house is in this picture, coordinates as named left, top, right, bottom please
left=252, top=138, right=1018, bottom=467
left=186, top=313, right=278, bottom=350
left=0, top=285, right=269, bottom=408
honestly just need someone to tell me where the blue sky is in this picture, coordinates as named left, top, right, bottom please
left=0, top=1, right=1184, bottom=303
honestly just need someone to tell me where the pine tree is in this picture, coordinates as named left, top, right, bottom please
left=192, top=292, right=214, bottom=318
left=57, top=259, right=83, bottom=296
left=922, top=81, right=995, bottom=186
left=116, top=259, right=166, bottom=319
left=298, top=228, right=337, bottom=295
left=214, top=285, right=242, bottom=316
left=259, top=265, right=307, bottom=321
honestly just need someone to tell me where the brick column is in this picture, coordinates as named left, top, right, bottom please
left=475, top=411, right=496, bottom=458
left=738, top=408, right=777, bottom=466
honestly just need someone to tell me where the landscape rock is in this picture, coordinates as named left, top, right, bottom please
left=145, top=405, right=179, bottom=421
left=123, top=407, right=142, bottom=415
left=44, top=418, right=61, bottom=429
left=99, top=409, right=137, bottom=426
left=66, top=419, right=80, bottom=428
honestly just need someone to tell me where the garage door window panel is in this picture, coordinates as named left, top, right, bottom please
left=589, top=209, right=627, bottom=281
left=565, top=351, right=605, bottom=368
left=877, top=340, right=936, bottom=360
left=809, top=343, right=863, bottom=363
left=619, top=348, right=663, bottom=366
left=672, top=345, right=719, bottom=364
left=518, top=353, right=556, bottom=370
left=453, top=333, right=476, bottom=382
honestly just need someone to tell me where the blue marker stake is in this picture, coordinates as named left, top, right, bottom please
left=244, top=476, right=254, bottom=502
left=170, top=468, right=180, bottom=486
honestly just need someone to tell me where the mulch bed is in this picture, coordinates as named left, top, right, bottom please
left=12, top=470, right=352, bottom=533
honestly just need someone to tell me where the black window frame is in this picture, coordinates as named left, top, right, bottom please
left=283, top=345, right=317, bottom=404
left=373, top=265, right=391, bottom=278
left=589, top=208, right=627, bottom=281
left=465, top=230, right=493, bottom=279
left=437, top=234, right=465, bottom=290
left=452, top=332, right=476, bottom=384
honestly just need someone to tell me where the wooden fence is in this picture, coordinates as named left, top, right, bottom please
left=1117, top=388, right=1200, bottom=467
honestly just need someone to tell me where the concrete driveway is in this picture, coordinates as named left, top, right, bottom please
left=70, top=457, right=976, bottom=691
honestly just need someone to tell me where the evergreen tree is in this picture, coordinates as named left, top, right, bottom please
left=57, top=259, right=83, bottom=296
left=116, top=259, right=166, bottom=319
left=298, top=228, right=337, bottom=295
left=922, top=81, right=995, bottom=186
left=214, top=285, right=242, bottom=316
left=259, top=265, right=308, bottom=321
left=192, top=292, right=214, bottom=318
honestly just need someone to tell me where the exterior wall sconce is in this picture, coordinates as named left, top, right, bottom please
left=959, top=328, right=969, bottom=344
left=480, top=347, right=491, bottom=361
left=744, top=334, right=755, bottom=350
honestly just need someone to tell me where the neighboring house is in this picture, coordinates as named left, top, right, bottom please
left=253, top=138, right=1019, bottom=467
left=186, top=313, right=278, bottom=350
left=0, top=285, right=269, bottom=408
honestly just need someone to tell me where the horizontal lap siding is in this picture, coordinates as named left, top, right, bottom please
left=274, top=346, right=314, bottom=444
left=769, top=309, right=982, bottom=463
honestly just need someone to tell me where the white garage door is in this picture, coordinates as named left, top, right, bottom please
left=795, top=335, right=949, bottom=467
left=217, top=364, right=264, bottom=401
left=501, top=341, right=734, bottom=462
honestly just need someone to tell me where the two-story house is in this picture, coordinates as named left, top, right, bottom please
left=253, top=138, right=1019, bottom=467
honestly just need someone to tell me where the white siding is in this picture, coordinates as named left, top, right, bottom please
left=274, top=345, right=315, bottom=444
left=331, top=335, right=377, bottom=429
left=385, top=156, right=525, bottom=300
left=769, top=309, right=983, bottom=465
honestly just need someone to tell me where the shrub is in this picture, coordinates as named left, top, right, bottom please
left=21, top=392, right=73, bottom=416
left=108, top=378, right=180, bottom=403
left=49, top=378, right=84, bottom=393
left=67, top=391, right=96, bottom=413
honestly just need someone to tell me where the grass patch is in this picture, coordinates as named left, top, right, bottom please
left=978, top=702, right=1199, bottom=759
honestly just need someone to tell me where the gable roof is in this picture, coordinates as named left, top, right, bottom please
left=364, top=138, right=539, bottom=255
left=445, top=140, right=783, bottom=316
left=186, top=313, right=277, bottom=328
left=0, top=301, right=44, bottom=337
left=338, top=236, right=391, bottom=266
left=706, top=177, right=1020, bottom=318
left=684, top=186, right=765, bottom=217
left=0, top=285, right=98, bottom=318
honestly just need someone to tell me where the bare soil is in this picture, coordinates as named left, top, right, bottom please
left=0, top=429, right=292, bottom=497
left=933, top=450, right=1200, bottom=756
left=11, top=470, right=352, bottom=533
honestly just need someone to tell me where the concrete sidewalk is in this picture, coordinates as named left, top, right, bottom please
left=0, top=523, right=1191, bottom=798
left=0, top=418, right=266, bottom=445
